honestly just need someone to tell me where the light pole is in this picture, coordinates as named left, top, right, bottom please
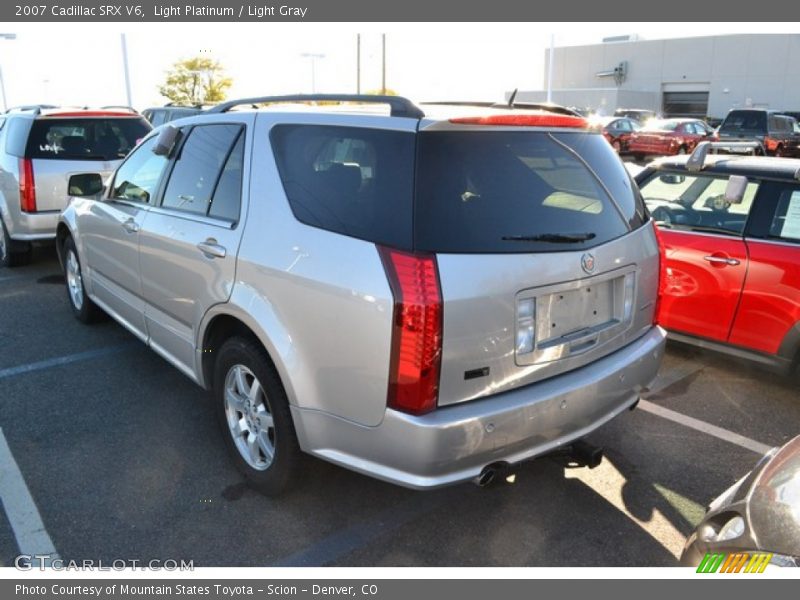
left=120, top=34, right=133, bottom=107
left=301, top=52, right=325, bottom=93
left=0, top=33, right=17, bottom=112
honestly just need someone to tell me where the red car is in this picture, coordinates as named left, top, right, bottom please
left=589, top=116, right=639, bottom=153
left=629, top=118, right=714, bottom=160
left=636, top=151, right=800, bottom=373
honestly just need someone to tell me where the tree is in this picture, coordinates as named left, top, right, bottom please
left=158, top=57, right=233, bottom=106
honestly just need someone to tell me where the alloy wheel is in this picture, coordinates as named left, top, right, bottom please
left=223, top=364, right=276, bottom=471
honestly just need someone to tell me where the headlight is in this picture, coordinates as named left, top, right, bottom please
left=716, top=516, right=746, bottom=542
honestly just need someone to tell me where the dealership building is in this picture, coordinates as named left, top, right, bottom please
left=516, top=34, right=800, bottom=121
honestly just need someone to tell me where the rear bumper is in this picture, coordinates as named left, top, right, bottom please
left=292, top=325, right=666, bottom=489
left=5, top=210, right=59, bottom=241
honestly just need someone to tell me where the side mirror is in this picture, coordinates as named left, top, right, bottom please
left=724, top=175, right=748, bottom=204
left=152, top=125, right=181, bottom=157
left=659, top=174, right=686, bottom=185
left=68, top=173, right=104, bottom=197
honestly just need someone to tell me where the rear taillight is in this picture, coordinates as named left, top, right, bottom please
left=653, top=225, right=666, bottom=325
left=18, top=158, right=37, bottom=213
left=379, top=246, right=443, bottom=416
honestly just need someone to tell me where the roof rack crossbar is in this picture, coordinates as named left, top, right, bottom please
left=686, top=141, right=764, bottom=172
left=207, top=94, right=425, bottom=119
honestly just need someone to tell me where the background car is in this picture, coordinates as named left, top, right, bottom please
left=589, top=116, right=639, bottom=153
left=613, top=108, right=659, bottom=125
left=141, top=103, right=205, bottom=126
left=681, top=434, right=800, bottom=569
left=636, top=145, right=800, bottom=374
left=57, top=94, right=665, bottom=496
left=0, top=106, right=151, bottom=267
left=717, top=109, right=800, bottom=157
left=628, top=118, right=714, bottom=160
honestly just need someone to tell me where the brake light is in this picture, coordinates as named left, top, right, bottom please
left=449, top=114, right=588, bottom=128
left=18, top=158, right=37, bottom=213
left=379, top=247, right=443, bottom=415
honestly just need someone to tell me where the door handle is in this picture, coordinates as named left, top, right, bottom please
left=197, top=239, right=227, bottom=259
left=122, top=218, right=140, bottom=233
left=703, top=255, right=740, bottom=266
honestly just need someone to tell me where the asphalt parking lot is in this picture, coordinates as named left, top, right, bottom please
left=1, top=246, right=798, bottom=568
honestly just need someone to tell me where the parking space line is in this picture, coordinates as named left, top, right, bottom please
left=638, top=399, right=773, bottom=455
left=0, top=428, right=59, bottom=565
left=0, top=343, right=136, bottom=381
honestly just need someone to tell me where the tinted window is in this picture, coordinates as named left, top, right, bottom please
left=414, top=131, right=643, bottom=253
left=25, top=117, right=151, bottom=160
left=208, top=133, right=244, bottom=223
left=149, top=111, right=167, bottom=127
left=721, top=111, right=767, bottom=134
left=161, top=124, right=242, bottom=216
left=271, top=125, right=415, bottom=248
left=638, top=171, right=758, bottom=235
left=111, top=136, right=169, bottom=204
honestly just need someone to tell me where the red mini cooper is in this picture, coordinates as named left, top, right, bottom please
left=636, top=146, right=800, bottom=373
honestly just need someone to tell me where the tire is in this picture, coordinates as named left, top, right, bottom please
left=62, top=236, right=104, bottom=323
left=775, top=145, right=784, bottom=158
left=213, top=336, right=303, bottom=496
left=612, top=140, right=621, bottom=153
left=634, top=153, right=645, bottom=162
left=0, top=219, right=33, bottom=268
left=676, top=146, right=687, bottom=155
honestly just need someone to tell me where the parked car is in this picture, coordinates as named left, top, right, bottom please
left=717, top=109, right=800, bottom=157
left=589, top=116, right=640, bottom=153
left=628, top=118, right=714, bottom=160
left=681, top=434, right=800, bottom=569
left=636, top=142, right=800, bottom=374
left=614, top=108, right=659, bottom=125
left=0, top=106, right=151, bottom=267
left=57, top=94, right=665, bottom=495
left=141, top=104, right=205, bottom=127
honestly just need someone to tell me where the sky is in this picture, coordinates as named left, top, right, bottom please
left=0, top=22, right=798, bottom=110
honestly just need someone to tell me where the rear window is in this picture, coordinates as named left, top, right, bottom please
left=270, top=124, right=415, bottom=249
left=270, top=126, right=645, bottom=253
left=414, top=131, right=645, bottom=253
left=25, top=117, right=151, bottom=161
left=720, top=111, right=767, bottom=134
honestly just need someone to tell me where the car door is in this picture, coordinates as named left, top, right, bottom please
left=728, top=181, right=800, bottom=355
left=638, top=171, right=759, bottom=342
left=137, top=122, right=248, bottom=378
left=79, top=134, right=168, bottom=340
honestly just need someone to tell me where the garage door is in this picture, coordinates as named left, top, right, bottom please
left=662, top=91, right=709, bottom=118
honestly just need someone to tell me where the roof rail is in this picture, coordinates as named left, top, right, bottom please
left=207, top=94, right=425, bottom=119
left=686, top=141, right=763, bottom=172
left=100, top=105, right=139, bottom=113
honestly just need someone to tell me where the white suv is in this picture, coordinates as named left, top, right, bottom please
left=57, top=95, right=666, bottom=495
left=0, top=106, right=151, bottom=266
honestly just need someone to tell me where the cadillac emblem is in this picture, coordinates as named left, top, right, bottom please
left=581, top=253, right=596, bottom=274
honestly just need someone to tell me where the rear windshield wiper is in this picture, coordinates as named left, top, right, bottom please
left=502, top=232, right=596, bottom=243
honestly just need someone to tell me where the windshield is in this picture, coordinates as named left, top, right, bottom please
left=25, top=117, right=151, bottom=161
left=720, top=111, right=767, bottom=133
left=642, top=120, right=680, bottom=132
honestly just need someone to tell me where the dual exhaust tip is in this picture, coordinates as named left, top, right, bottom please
left=474, top=439, right=604, bottom=487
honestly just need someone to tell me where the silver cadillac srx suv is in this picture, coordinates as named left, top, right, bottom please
left=57, top=95, right=666, bottom=495
left=0, top=106, right=151, bottom=266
